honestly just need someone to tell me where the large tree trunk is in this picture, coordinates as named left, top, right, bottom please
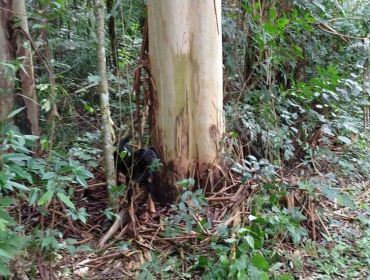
left=94, top=0, right=117, bottom=203
left=0, top=1, right=15, bottom=121
left=148, top=0, right=224, bottom=201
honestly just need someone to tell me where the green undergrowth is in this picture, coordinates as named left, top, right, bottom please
left=1, top=121, right=369, bottom=279
left=138, top=148, right=369, bottom=279
left=0, top=120, right=93, bottom=277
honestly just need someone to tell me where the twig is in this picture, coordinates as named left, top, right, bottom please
left=75, top=236, right=94, bottom=245
left=332, top=211, right=356, bottom=220
left=206, top=196, right=231, bottom=201
left=191, top=213, right=210, bottom=235
left=141, top=234, right=197, bottom=241
left=99, top=209, right=129, bottom=247
left=87, top=182, right=107, bottom=188
left=308, top=198, right=316, bottom=241
left=317, top=22, right=364, bottom=41
left=134, top=239, right=153, bottom=250
left=210, top=183, right=238, bottom=197
left=76, top=250, right=138, bottom=266
left=73, top=83, right=98, bottom=94
left=316, top=212, right=331, bottom=237
left=149, top=223, right=162, bottom=248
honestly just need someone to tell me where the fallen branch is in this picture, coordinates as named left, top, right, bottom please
left=76, top=250, right=138, bottom=266
left=99, top=209, right=129, bottom=247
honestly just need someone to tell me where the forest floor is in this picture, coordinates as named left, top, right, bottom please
left=12, top=162, right=369, bottom=280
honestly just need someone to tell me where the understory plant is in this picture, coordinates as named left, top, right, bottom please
left=0, top=117, right=93, bottom=276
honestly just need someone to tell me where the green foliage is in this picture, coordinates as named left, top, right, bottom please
left=299, top=174, right=356, bottom=209
left=139, top=174, right=305, bottom=279
left=223, top=0, right=369, bottom=180
left=164, top=185, right=209, bottom=237
left=0, top=120, right=93, bottom=276
left=4, top=0, right=368, bottom=278
left=305, top=222, right=370, bottom=279
left=231, top=156, right=277, bottom=182
left=69, top=132, right=101, bottom=168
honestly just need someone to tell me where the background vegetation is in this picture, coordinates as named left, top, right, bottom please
left=0, top=0, right=369, bottom=279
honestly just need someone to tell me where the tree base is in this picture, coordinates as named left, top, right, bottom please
left=151, top=160, right=227, bottom=204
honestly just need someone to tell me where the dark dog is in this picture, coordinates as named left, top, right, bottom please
left=115, top=137, right=159, bottom=197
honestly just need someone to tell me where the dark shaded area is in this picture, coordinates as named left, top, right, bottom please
left=115, top=137, right=159, bottom=198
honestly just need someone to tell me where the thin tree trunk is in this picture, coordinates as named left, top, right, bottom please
left=148, top=0, right=224, bottom=201
left=0, top=1, right=15, bottom=121
left=94, top=0, right=117, bottom=203
left=11, top=0, right=39, bottom=135
left=363, top=37, right=369, bottom=132
left=107, top=0, right=118, bottom=74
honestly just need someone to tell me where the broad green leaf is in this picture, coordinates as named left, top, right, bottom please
left=0, top=248, right=12, bottom=259
left=245, top=235, right=255, bottom=249
left=138, top=270, right=153, bottom=280
left=28, top=188, right=40, bottom=205
left=0, top=209, right=16, bottom=226
left=337, top=194, right=356, bottom=209
left=220, top=254, right=229, bottom=266
left=0, top=197, right=13, bottom=207
left=8, top=181, right=29, bottom=191
left=77, top=208, right=88, bottom=223
left=41, top=100, right=51, bottom=112
left=338, top=136, right=351, bottom=145
left=0, top=260, right=11, bottom=276
left=9, top=165, right=33, bottom=183
left=248, top=215, right=257, bottom=221
left=276, top=18, right=289, bottom=29
left=57, top=193, right=75, bottom=210
left=38, top=190, right=54, bottom=205
left=2, top=153, right=32, bottom=162
left=0, top=62, right=16, bottom=73
left=6, top=107, right=25, bottom=119
left=75, top=176, right=87, bottom=188
left=197, top=256, right=209, bottom=267
left=276, top=274, right=295, bottom=280
left=251, top=253, right=269, bottom=271
left=225, top=238, right=237, bottom=243
left=87, top=75, right=100, bottom=84
left=31, top=23, right=46, bottom=29
left=23, top=135, right=39, bottom=141
left=78, top=167, right=94, bottom=178
left=42, top=172, right=56, bottom=180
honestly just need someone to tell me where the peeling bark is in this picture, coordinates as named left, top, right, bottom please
left=0, top=0, right=39, bottom=135
left=148, top=0, right=224, bottom=201
left=11, top=0, right=39, bottom=135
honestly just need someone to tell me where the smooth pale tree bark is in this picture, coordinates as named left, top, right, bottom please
left=94, top=0, right=117, bottom=201
left=148, top=0, right=224, bottom=200
left=0, top=2, right=14, bottom=121
left=11, top=0, right=39, bottom=135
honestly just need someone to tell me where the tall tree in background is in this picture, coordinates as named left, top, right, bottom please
left=106, top=0, right=118, bottom=74
left=94, top=0, right=116, bottom=201
left=0, top=0, right=39, bottom=135
left=148, top=0, right=224, bottom=200
left=0, top=1, right=14, bottom=121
